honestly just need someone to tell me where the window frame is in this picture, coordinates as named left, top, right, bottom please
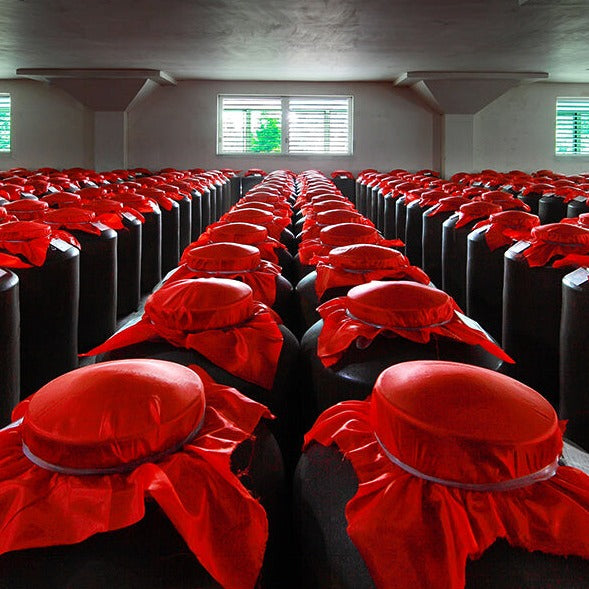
left=216, top=94, right=354, bottom=157
left=0, top=93, right=11, bottom=154
left=555, top=97, right=589, bottom=157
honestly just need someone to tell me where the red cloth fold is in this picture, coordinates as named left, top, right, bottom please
left=166, top=243, right=280, bottom=305
left=44, top=207, right=104, bottom=236
left=454, top=201, right=503, bottom=229
left=472, top=211, right=541, bottom=251
left=111, top=193, right=160, bottom=215
left=4, top=199, right=49, bottom=221
left=0, top=221, right=77, bottom=267
left=522, top=223, right=589, bottom=267
left=303, top=360, right=589, bottom=589
left=220, top=208, right=290, bottom=240
left=426, top=196, right=471, bottom=216
left=314, top=244, right=430, bottom=298
left=83, top=278, right=284, bottom=389
left=299, top=223, right=403, bottom=265
left=316, top=281, right=513, bottom=367
left=193, top=222, right=286, bottom=265
left=0, top=359, right=271, bottom=589
left=331, top=170, right=354, bottom=179
left=40, top=192, right=82, bottom=208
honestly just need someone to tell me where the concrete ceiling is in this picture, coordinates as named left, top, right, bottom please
left=2, top=0, right=589, bottom=83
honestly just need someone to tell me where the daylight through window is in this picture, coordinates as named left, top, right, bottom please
left=218, top=95, right=353, bottom=155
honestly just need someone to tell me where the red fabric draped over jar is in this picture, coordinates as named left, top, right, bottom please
left=191, top=222, right=286, bottom=265
left=304, top=360, right=589, bottom=589
left=4, top=199, right=49, bottom=221
left=165, top=242, right=280, bottom=305
left=219, top=208, right=290, bottom=240
left=82, top=198, right=145, bottom=229
left=83, top=278, right=284, bottom=390
left=316, top=281, right=513, bottom=367
left=314, top=244, right=430, bottom=298
left=425, top=195, right=471, bottom=216
left=473, top=210, right=541, bottom=251
left=521, top=223, right=589, bottom=267
left=0, top=220, right=78, bottom=268
left=0, top=359, right=271, bottom=589
left=298, top=223, right=403, bottom=265
left=454, top=201, right=503, bottom=229
left=44, top=207, right=105, bottom=236
left=40, top=191, right=82, bottom=208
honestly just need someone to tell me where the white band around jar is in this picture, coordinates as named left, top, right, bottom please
left=22, top=412, right=206, bottom=476
left=375, top=433, right=558, bottom=492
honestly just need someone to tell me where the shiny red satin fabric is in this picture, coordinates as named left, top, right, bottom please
left=472, top=211, right=541, bottom=251
left=303, top=360, right=589, bottom=589
left=44, top=207, right=104, bottom=236
left=192, top=222, right=286, bottom=265
left=84, top=278, right=284, bottom=389
left=0, top=360, right=271, bottom=589
left=4, top=199, right=49, bottom=221
left=316, top=281, right=513, bottom=367
left=426, top=196, right=470, bottom=216
left=454, top=201, right=502, bottom=229
left=220, top=208, right=290, bottom=240
left=298, top=223, right=403, bottom=265
left=165, top=243, right=280, bottom=305
left=314, top=244, right=430, bottom=298
left=522, top=223, right=589, bottom=267
left=0, top=220, right=77, bottom=268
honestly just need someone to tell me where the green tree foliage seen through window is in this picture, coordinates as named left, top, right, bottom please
left=250, top=114, right=281, bottom=153
left=0, top=94, right=10, bottom=152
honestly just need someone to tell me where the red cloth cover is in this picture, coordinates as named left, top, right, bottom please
left=314, top=244, right=430, bottom=298
left=220, top=208, right=290, bottom=240
left=316, top=281, right=513, bottom=367
left=44, top=207, right=104, bottom=236
left=82, top=198, right=145, bottom=228
left=298, top=223, right=403, bottom=265
left=4, top=199, right=49, bottom=221
left=472, top=211, right=541, bottom=251
left=0, top=221, right=78, bottom=268
left=111, top=193, right=160, bottom=215
left=454, top=201, right=502, bottom=229
left=522, top=223, right=589, bottom=267
left=84, top=278, right=284, bottom=389
left=331, top=170, right=354, bottom=179
left=136, top=188, right=175, bottom=211
left=0, top=207, right=17, bottom=225
left=303, top=360, right=589, bottom=589
left=0, top=359, right=271, bottom=589
left=165, top=242, right=280, bottom=305
left=426, top=196, right=470, bottom=216
left=193, top=222, right=286, bottom=264
left=478, top=190, right=531, bottom=211
left=41, top=192, right=82, bottom=208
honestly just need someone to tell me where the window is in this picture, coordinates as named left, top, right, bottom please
left=0, top=94, right=10, bottom=153
left=556, top=97, right=589, bottom=155
left=217, top=95, right=353, bottom=155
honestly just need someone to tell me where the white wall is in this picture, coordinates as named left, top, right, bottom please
left=127, top=80, right=438, bottom=175
left=0, top=80, right=93, bottom=170
left=474, top=82, right=589, bottom=174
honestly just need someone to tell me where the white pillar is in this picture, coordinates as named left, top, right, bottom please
left=442, top=114, right=474, bottom=179
left=94, top=111, right=127, bottom=171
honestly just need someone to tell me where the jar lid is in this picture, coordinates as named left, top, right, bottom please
left=347, top=281, right=452, bottom=328
left=327, top=243, right=406, bottom=270
left=184, top=242, right=261, bottom=272
left=208, top=222, right=269, bottom=244
left=146, top=278, right=254, bottom=331
left=372, top=360, right=561, bottom=485
left=319, top=223, right=380, bottom=246
left=22, top=359, right=205, bottom=472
